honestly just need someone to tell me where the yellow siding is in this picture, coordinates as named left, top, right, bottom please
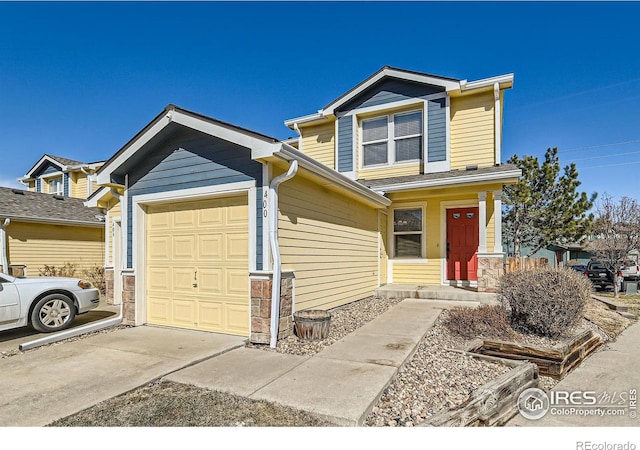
left=7, top=222, right=105, bottom=276
left=278, top=174, right=379, bottom=311
left=300, top=122, right=335, bottom=169
left=393, top=261, right=441, bottom=284
left=27, top=181, right=35, bottom=192
left=71, top=172, right=88, bottom=199
left=450, top=92, right=495, bottom=170
left=359, top=162, right=422, bottom=180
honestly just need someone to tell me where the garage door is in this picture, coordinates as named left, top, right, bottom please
left=146, top=195, right=249, bottom=336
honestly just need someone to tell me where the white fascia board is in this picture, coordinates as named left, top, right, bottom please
left=84, top=186, right=111, bottom=208
left=371, top=169, right=522, bottom=193
left=67, top=161, right=105, bottom=171
left=97, top=108, right=277, bottom=185
left=24, top=155, right=65, bottom=178
left=171, top=111, right=276, bottom=155
left=323, top=68, right=460, bottom=116
left=96, top=113, right=172, bottom=185
left=274, top=143, right=391, bottom=207
left=3, top=216, right=104, bottom=228
left=284, top=112, right=327, bottom=129
left=461, top=73, right=514, bottom=92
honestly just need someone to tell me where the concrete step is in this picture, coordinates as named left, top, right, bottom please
left=375, top=284, right=497, bottom=304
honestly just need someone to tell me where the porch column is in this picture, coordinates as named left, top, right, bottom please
left=478, top=191, right=487, bottom=253
left=493, top=190, right=503, bottom=253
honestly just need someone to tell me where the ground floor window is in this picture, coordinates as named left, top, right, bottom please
left=393, top=208, right=422, bottom=257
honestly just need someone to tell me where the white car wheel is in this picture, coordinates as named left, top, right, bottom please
left=31, top=294, right=76, bottom=333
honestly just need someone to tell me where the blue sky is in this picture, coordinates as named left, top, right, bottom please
left=1, top=2, right=639, bottom=202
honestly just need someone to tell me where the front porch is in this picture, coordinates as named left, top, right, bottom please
left=375, top=284, right=498, bottom=304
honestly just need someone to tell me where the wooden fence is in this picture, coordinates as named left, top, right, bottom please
left=505, top=257, right=549, bottom=273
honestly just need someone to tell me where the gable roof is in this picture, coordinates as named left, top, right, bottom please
left=22, top=154, right=105, bottom=180
left=46, top=154, right=86, bottom=167
left=96, top=104, right=280, bottom=186
left=284, top=66, right=514, bottom=128
left=0, top=187, right=104, bottom=227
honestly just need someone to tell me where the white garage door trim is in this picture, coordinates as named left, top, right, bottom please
left=131, top=181, right=257, bottom=327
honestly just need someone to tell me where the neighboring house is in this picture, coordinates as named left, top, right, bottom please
left=19, top=154, right=103, bottom=199
left=0, top=187, right=105, bottom=277
left=91, top=66, right=520, bottom=344
left=512, top=243, right=594, bottom=268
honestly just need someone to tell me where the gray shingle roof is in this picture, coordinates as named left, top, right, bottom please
left=0, top=187, right=104, bottom=226
left=358, top=164, right=520, bottom=188
left=45, top=154, right=86, bottom=167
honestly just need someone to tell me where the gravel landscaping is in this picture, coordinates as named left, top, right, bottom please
left=22, top=295, right=636, bottom=427
left=247, top=296, right=404, bottom=356
left=365, top=311, right=512, bottom=427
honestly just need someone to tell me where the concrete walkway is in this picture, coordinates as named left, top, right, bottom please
left=167, top=299, right=444, bottom=426
left=508, top=320, right=640, bottom=427
left=0, top=326, right=245, bottom=426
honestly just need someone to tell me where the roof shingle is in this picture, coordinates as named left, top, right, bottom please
left=0, top=187, right=103, bottom=226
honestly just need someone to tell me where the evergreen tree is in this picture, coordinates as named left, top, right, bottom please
left=503, top=147, right=596, bottom=257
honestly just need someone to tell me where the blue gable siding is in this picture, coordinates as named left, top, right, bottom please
left=63, top=173, right=70, bottom=196
left=427, top=98, right=446, bottom=163
left=337, top=117, right=353, bottom=172
left=337, top=79, right=445, bottom=113
left=125, top=128, right=263, bottom=269
left=34, top=162, right=63, bottom=177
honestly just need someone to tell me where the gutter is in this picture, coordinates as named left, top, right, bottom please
left=0, top=218, right=10, bottom=274
left=268, top=160, right=299, bottom=348
left=19, top=304, right=123, bottom=351
left=1, top=215, right=105, bottom=228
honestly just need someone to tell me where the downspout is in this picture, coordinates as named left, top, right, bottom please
left=293, top=122, right=302, bottom=151
left=269, top=160, right=299, bottom=348
left=0, top=218, right=10, bottom=274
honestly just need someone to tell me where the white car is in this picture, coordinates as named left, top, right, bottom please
left=0, top=273, right=100, bottom=333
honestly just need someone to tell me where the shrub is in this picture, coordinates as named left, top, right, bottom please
left=497, top=267, right=591, bottom=338
left=83, top=265, right=106, bottom=295
left=444, top=304, right=518, bottom=340
left=39, top=262, right=78, bottom=278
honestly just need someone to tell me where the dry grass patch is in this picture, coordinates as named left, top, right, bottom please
left=49, top=380, right=333, bottom=427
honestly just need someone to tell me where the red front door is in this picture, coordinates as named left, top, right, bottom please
left=446, top=207, right=479, bottom=281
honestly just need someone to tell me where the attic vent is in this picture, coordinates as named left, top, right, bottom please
left=53, top=195, right=65, bottom=200
left=11, top=189, right=24, bottom=195
left=465, top=164, right=478, bottom=171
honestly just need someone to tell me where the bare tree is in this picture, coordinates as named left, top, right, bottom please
left=587, top=194, right=640, bottom=297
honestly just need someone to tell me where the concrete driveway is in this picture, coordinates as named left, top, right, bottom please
left=0, top=301, right=120, bottom=354
left=0, top=326, right=245, bottom=426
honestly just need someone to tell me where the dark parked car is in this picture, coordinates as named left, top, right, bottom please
left=585, top=260, right=615, bottom=290
left=568, top=264, right=587, bottom=273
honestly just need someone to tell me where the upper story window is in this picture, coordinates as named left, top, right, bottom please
left=362, top=110, right=423, bottom=168
left=47, top=177, right=63, bottom=195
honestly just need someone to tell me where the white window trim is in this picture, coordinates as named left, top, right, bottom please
left=361, top=109, right=424, bottom=169
left=46, top=176, right=64, bottom=195
left=389, top=202, right=428, bottom=260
